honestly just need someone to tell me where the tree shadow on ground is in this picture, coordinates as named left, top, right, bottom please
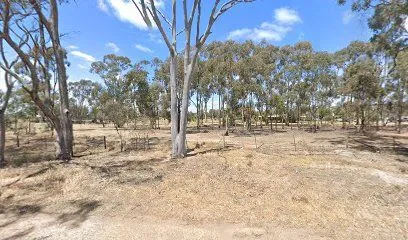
left=69, top=156, right=168, bottom=186
left=57, top=199, right=101, bottom=228
left=73, top=135, right=167, bottom=157
left=0, top=203, right=41, bottom=239
left=229, top=129, right=285, bottom=138
left=0, top=203, right=42, bottom=216
left=186, top=145, right=236, bottom=157
left=4, top=135, right=56, bottom=167
left=318, top=132, right=408, bottom=158
left=2, top=226, right=35, bottom=240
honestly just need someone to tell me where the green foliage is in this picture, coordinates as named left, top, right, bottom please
left=338, top=0, right=407, bottom=57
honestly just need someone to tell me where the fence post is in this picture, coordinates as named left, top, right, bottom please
left=103, top=136, right=107, bottom=149
left=346, top=135, right=349, bottom=149
left=147, top=133, right=149, bottom=149
left=393, top=137, right=396, bottom=151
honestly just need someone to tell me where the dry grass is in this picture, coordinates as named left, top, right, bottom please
left=1, top=123, right=407, bottom=239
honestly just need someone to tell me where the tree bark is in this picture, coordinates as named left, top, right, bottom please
left=0, top=112, right=6, bottom=167
left=396, top=78, right=406, bottom=134
left=196, top=89, right=200, bottom=129
left=169, top=55, right=180, bottom=157
left=48, top=0, right=73, bottom=159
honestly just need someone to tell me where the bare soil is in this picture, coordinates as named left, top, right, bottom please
left=1, top=123, right=407, bottom=239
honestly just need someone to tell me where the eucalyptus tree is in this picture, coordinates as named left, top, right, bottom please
left=291, top=42, right=314, bottom=127
left=91, top=54, right=133, bottom=129
left=152, top=58, right=171, bottom=123
left=190, top=56, right=204, bottom=128
left=252, top=41, right=278, bottom=129
left=204, top=41, right=228, bottom=128
left=336, top=41, right=375, bottom=125
left=0, top=0, right=73, bottom=160
left=392, top=50, right=408, bottom=133
left=69, top=79, right=95, bottom=122
left=88, top=82, right=104, bottom=124
left=344, top=58, right=382, bottom=131
left=128, top=60, right=158, bottom=128
left=200, top=62, right=214, bottom=125
left=0, top=40, right=18, bottom=166
left=134, top=0, right=255, bottom=157
left=258, top=44, right=279, bottom=129
left=276, top=45, right=298, bottom=127
left=338, top=0, right=407, bottom=61
left=235, top=41, right=258, bottom=130
left=310, top=51, right=337, bottom=126
left=339, top=0, right=407, bottom=132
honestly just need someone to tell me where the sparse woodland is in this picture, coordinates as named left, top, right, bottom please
left=0, top=0, right=407, bottom=162
left=0, top=1, right=407, bottom=239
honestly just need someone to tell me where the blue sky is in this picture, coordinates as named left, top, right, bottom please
left=59, top=0, right=372, bottom=83
left=1, top=0, right=372, bottom=91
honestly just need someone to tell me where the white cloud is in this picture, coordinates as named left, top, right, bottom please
left=99, top=0, right=164, bottom=30
left=70, top=51, right=96, bottom=62
left=67, top=45, right=79, bottom=50
left=228, top=7, right=301, bottom=42
left=106, top=42, right=120, bottom=52
left=342, top=10, right=354, bottom=24
left=77, top=64, right=88, bottom=70
left=134, top=44, right=153, bottom=53
left=98, top=0, right=109, bottom=13
left=274, top=8, right=302, bottom=25
left=228, top=29, right=252, bottom=40
left=228, top=24, right=292, bottom=41
left=148, top=33, right=164, bottom=44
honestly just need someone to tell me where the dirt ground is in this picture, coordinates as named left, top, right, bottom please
left=1, top=123, right=408, bottom=239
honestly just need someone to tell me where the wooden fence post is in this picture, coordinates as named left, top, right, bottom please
left=346, top=135, right=349, bottom=149
left=146, top=133, right=149, bottom=149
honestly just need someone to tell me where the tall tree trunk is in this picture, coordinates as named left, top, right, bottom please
left=224, top=79, right=229, bottom=136
left=174, top=63, right=195, bottom=157
left=211, top=95, right=214, bottom=127
left=204, top=101, right=208, bottom=124
left=218, top=93, right=221, bottom=128
left=242, top=100, right=245, bottom=129
left=360, top=106, right=365, bottom=132
left=396, top=78, right=406, bottom=134
left=169, top=55, right=179, bottom=157
left=0, top=81, right=13, bottom=167
left=225, top=94, right=229, bottom=136
left=196, top=91, right=200, bottom=129
left=34, top=0, right=73, bottom=160
left=0, top=112, right=6, bottom=167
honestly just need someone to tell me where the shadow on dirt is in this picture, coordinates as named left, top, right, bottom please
left=57, top=200, right=101, bottom=228
left=318, top=131, right=408, bottom=158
